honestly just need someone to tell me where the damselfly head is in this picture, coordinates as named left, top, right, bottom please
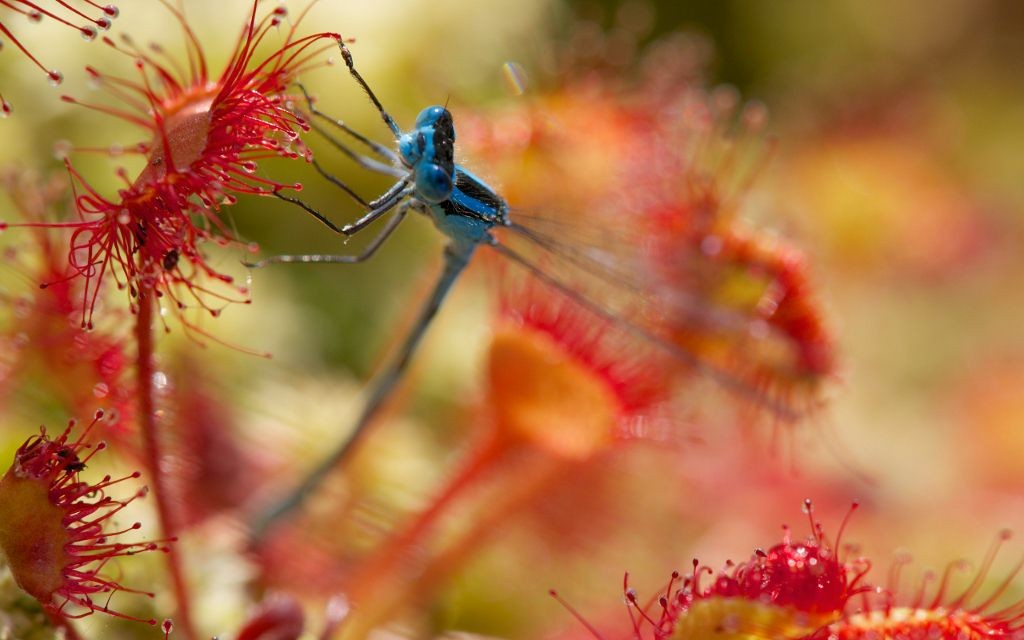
left=399, top=105, right=457, bottom=202
left=415, top=105, right=454, bottom=131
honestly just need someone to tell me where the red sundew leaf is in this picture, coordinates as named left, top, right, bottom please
left=162, top=355, right=267, bottom=528
left=4, top=1, right=340, bottom=330
left=0, top=411, right=168, bottom=624
left=236, top=593, right=305, bottom=640
left=488, top=267, right=676, bottom=458
left=554, top=501, right=869, bottom=640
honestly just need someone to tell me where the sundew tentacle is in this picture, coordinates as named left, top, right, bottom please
left=0, top=1, right=119, bottom=112
left=824, top=531, right=1024, bottom=640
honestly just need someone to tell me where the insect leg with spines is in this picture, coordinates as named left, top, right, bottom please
left=247, top=200, right=413, bottom=269
left=293, top=82, right=405, bottom=181
left=272, top=176, right=413, bottom=238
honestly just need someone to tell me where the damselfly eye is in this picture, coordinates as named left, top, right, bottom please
left=415, top=105, right=449, bottom=128
left=416, top=163, right=453, bottom=203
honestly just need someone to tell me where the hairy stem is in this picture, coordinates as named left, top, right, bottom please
left=136, top=288, right=197, bottom=640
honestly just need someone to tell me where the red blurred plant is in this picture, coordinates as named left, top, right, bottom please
left=0, top=169, right=134, bottom=436
left=819, top=529, right=1024, bottom=640
left=162, top=354, right=267, bottom=528
left=253, top=266, right=677, bottom=636
left=463, top=65, right=836, bottom=423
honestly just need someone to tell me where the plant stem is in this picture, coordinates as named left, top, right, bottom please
left=135, top=288, right=197, bottom=640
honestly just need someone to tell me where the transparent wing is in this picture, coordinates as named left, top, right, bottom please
left=490, top=208, right=812, bottom=422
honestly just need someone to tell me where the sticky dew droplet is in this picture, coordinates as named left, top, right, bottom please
left=152, top=371, right=168, bottom=390
left=53, top=139, right=72, bottom=160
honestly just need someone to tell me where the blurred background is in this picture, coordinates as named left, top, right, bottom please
left=1, top=1, right=1023, bottom=638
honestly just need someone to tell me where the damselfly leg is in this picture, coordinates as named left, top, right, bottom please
left=293, top=82, right=404, bottom=179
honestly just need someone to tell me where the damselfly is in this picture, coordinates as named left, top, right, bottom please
left=249, top=42, right=803, bottom=537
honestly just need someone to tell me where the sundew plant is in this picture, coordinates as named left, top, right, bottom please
left=1, top=1, right=1023, bottom=639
